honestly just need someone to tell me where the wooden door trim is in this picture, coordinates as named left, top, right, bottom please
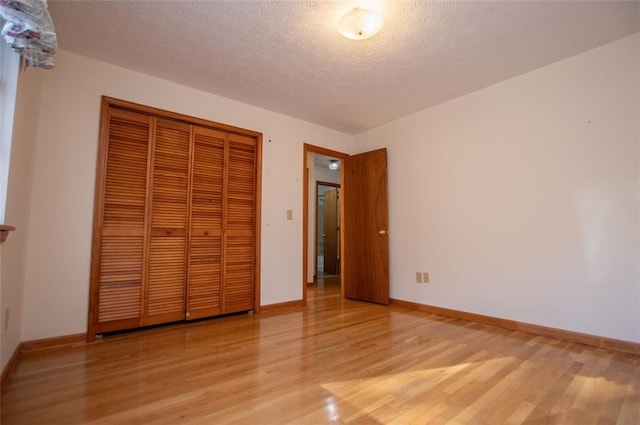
left=315, top=181, right=340, bottom=282
left=302, top=144, right=348, bottom=306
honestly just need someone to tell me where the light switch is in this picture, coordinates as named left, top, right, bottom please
left=286, top=209, right=293, bottom=220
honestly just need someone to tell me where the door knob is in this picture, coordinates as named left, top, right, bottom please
left=378, top=230, right=387, bottom=235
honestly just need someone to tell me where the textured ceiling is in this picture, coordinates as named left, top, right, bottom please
left=48, top=1, right=639, bottom=134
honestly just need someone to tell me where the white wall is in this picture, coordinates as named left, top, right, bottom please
left=1, top=45, right=44, bottom=369
left=20, top=49, right=356, bottom=340
left=355, top=34, right=640, bottom=342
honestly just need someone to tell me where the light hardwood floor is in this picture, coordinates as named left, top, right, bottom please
left=2, top=279, right=639, bottom=424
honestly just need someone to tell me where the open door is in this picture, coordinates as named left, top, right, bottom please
left=343, top=148, right=389, bottom=304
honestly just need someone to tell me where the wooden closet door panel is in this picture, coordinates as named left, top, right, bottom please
left=102, top=109, right=150, bottom=229
left=98, top=235, right=143, bottom=323
left=223, top=135, right=256, bottom=313
left=188, top=235, right=222, bottom=318
left=226, top=135, right=256, bottom=231
left=150, top=119, right=190, bottom=229
left=145, top=119, right=191, bottom=325
left=187, top=127, right=225, bottom=319
left=224, top=235, right=254, bottom=312
left=191, top=128, right=225, bottom=229
left=95, top=109, right=151, bottom=332
left=146, top=236, right=187, bottom=324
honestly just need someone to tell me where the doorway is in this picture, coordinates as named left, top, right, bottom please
left=316, top=182, right=340, bottom=282
left=302, top=143, right=390, bottom=306
left=303, top=145, right=347, bottom=303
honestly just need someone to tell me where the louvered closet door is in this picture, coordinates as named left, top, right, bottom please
left=90, top=97, right=262, bottom=339
left=95, top=109, right=151, bottom=333
left=224, top=134, right=257, bottom=313
left=187, top=127, right=225, bottom=320
left=144, top=118, right=191, bottom=325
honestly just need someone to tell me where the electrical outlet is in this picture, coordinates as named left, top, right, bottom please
left=286, top=209, right=293, bottom=220
left=415, top=272, right=422, bottom=283
left=4, top=308, right=9, bottom=331
left=423, top=272, right=429, bottom=283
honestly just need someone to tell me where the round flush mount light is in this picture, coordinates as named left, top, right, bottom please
left=337, top=7, right=384, bottom=40
left=328, top=159, right=340, bottom=171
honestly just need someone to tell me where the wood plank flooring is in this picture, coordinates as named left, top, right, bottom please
left=2, top=279, right=639, bottom=424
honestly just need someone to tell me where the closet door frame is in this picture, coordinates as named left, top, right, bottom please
left=88, top=96, right=262, bottom=341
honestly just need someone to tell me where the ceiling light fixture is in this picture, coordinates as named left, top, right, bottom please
left=328, top=159, right=340, bottom=171
left=337, top=7, right=384, bottom=40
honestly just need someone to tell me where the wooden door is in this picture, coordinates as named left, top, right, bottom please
left=187, top=127, right=225, bottom=320
left=323, top=188, right=339, bottom=275
left=143, top=118, right=190, bottom=325
left=223, top=134, right=257, bottom=313
left=92, top=108, right=151, bottom=333
left=343, top=148, right=389, bottom=304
